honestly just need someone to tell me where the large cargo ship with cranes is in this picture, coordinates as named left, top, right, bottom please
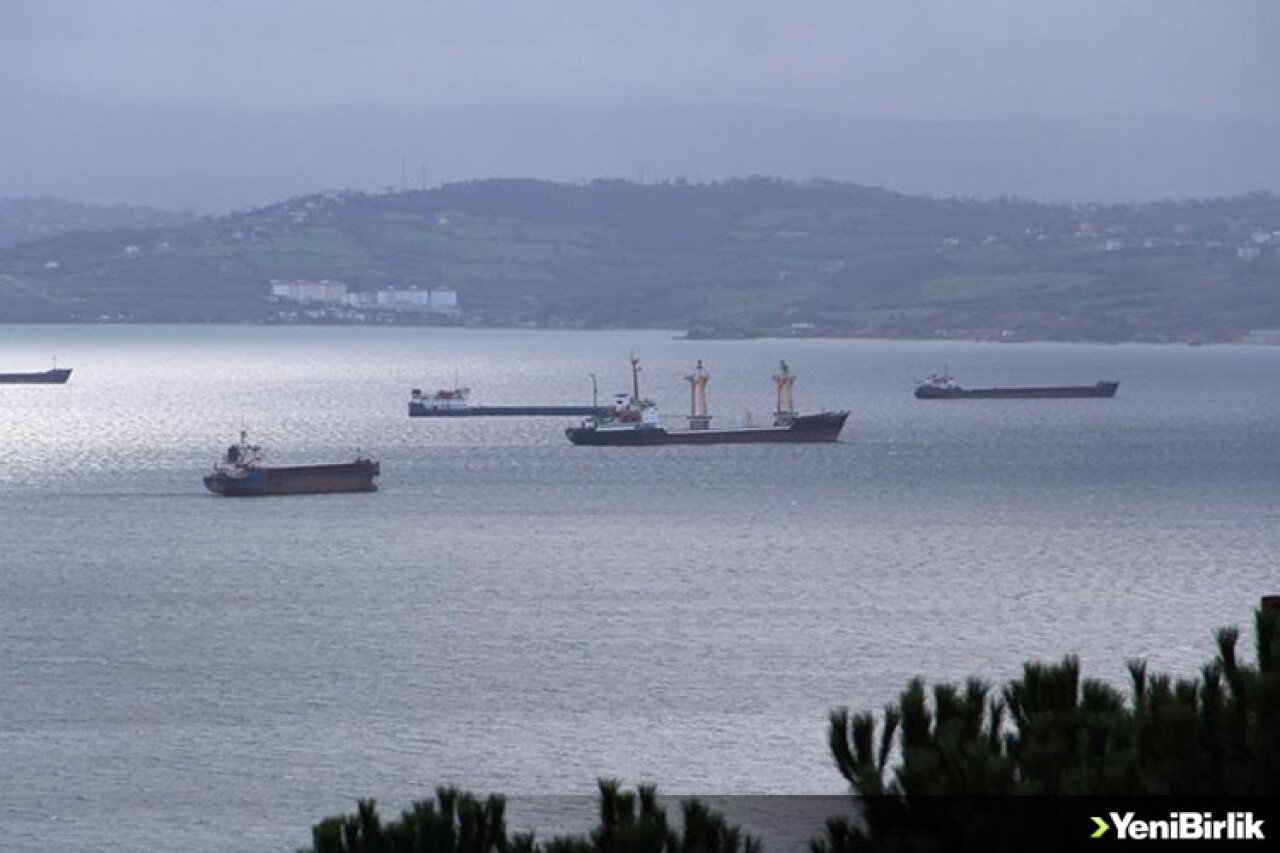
left=564, top=357, right=848, bottom=446
left=202, top=431, right=380, bottom=496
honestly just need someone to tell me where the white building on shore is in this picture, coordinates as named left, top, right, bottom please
left=270, top=279, right=348, bottom=303
left=344, top=288, right=460, bottom=316
left=270, top=280, right=460, bottom=316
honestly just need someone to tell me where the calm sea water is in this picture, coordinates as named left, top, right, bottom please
left=1, top=325, right=1278, bottom=851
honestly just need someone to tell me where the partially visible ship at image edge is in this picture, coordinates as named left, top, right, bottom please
left=0, top=367, right=72, bottom=384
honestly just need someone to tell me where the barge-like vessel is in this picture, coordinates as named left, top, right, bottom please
left=203, top=431, right=379, bottom=496
left=914, top=372, right=1119, bottom=400
left=565, top=358, right=848, bottom=446
left=0, top=366, right=72, bottom=384
left=409, top=386, right=605, bottom=417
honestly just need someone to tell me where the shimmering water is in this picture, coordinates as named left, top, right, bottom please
left=1, top=326, right=1277, bottom=851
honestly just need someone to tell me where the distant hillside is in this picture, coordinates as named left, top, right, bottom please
left=2, top=178, right=1279, bottom=342
left=0, top=197, right=198, bottom=247
left=3, top=92, right=1280, bottom=211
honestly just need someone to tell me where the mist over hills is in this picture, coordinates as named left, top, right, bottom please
left=5, top=90, right=1280, bottom=212
left=0, top=197, right=198, bottom=248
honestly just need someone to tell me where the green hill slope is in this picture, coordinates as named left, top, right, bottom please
left=0, top=197, right=197, bottom=248
left=2, top=179, right=1278, bottom=341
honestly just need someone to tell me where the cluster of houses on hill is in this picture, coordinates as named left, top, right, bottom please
left=1233, top=230, right=1280, bottom=262
left=267, top=278, right=460, bottom=321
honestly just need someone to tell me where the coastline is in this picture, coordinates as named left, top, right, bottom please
left=0, top=319, right=1267, bottom=346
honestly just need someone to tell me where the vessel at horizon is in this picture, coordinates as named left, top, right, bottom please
left=914, top=372, right=1119, bottom=400
left=203, top=431, right=379, bottom=496
left=565, top=357, right=848, bottom=446
left=0, top=361, right=72, bottom=384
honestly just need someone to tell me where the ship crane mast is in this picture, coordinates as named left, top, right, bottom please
left=773, top=359, right=797, bottom=426
left=630, top=353, right=642, bottom=406
left=685, top=359, right=711, bottom=430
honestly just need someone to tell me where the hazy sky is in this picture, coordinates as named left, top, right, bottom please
left=4, top=0, right=1278, bottom=122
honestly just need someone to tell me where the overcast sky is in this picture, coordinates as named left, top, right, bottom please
left=4, top=0, right=1278, bottom=122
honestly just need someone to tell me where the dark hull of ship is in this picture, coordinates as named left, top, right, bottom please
left=203, top=461, right=380, bottom=496
left=410, top=403, right=606, bottom=417
left=566, top=411, right=848, bottom=446
left=915, top=381, right=1119, bottom=400
left=0, top=368, right=72, bottom=384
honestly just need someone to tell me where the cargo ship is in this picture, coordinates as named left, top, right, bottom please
left=0, top=364, right=72, bottom=384
left=914, top=372, right=1119, bottom=400
left=565, top=357, right=848, bottom=446
left=409, top=386, right=606, bottom=417
left=203, top=431, right=379, bottom=496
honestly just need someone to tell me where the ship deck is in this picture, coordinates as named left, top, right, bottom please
left=410, top=404, right=608, bottom=417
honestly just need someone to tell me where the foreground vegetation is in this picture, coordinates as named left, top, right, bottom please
left=306, top=782, right=760, bottom=853
left=302, top=607, right=1279, bottom=851
left=3, top=180, right=1280, bottom=341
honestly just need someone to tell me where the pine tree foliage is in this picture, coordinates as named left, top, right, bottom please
left=300, top=609, right=1279, bottom=853
left=814, top=608, right=1280, bottom=851
left=302, top=780, right=760, bottom=853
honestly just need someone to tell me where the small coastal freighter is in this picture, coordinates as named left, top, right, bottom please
left=914, top=372, right=1119, bottom=400
left=0, top=358, right=72, bottom=384
left=203, top=431, right=380, bottom=496
left=565, top=357, right=848, bottom=446
left=409, top=385, right=606, bottom=418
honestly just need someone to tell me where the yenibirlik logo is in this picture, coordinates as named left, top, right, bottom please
left=1091, top=812, right=1265, bottom=841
